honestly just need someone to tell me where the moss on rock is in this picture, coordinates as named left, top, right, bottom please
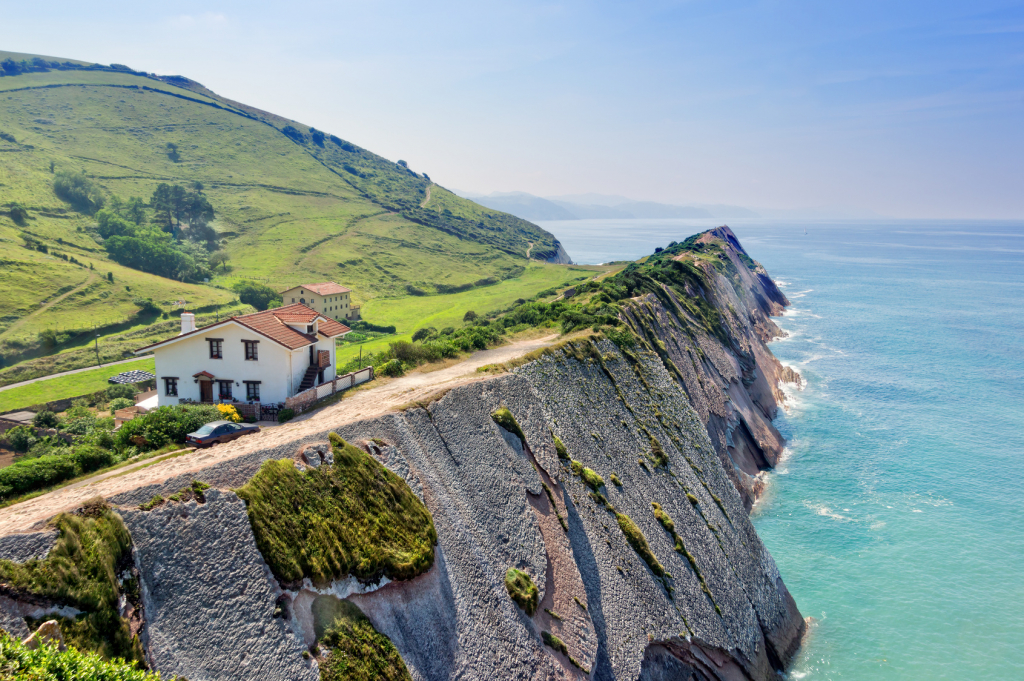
left=318, top=599, right=412, bottom=681
left=0, top=499, right=144, bottom=665
left=505, top=567, right=539, bottom=615
left=236, top=433, right=437, bottom=585
left=491, top=407, right=526, bottom=446
left=615, top=512, right=665, bottom=579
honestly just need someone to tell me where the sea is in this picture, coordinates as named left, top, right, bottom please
left=539, top=218, right=1024, bottom=680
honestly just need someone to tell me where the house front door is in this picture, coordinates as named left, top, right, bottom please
left=199, top=380, right=213, bottom=403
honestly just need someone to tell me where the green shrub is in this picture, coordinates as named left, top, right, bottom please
left=411, top=327, right=435, bottom=342
left=53, top=170, right=104, bottom=213
left=105, top=384, right=137, bottom=401
left=33, top=411, right=59, bottom=428
left=109, top=397, right=135, bottom=413
left=610, top=473, right=622, bottom=487
left=318, top=599, right=412, bottom=681
left=649, top=435, right=668, bottom=467
left=0, top=630, right=158, bottom=680
left=505, top=568, right=539, bottom=615
left=0, top=500, right=144, bottom=663
left=0, top=452, right=78, bottom=498
left=277, top=408, right=295, bottom=423
left=114, top=404, right=221, bottom=451
left=581, top=467, right=604, bottom=490
left=378, top=359, right=404, bottom=377
left=5, top=424, right=36, bottom=452
left=236, top=433, right=437, bottom=585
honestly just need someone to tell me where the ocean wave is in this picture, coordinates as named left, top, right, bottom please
left=805, top=501, right=855, bottom=522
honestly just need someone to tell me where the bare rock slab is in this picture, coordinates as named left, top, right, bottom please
left=122, top=489, right=317, bottom=681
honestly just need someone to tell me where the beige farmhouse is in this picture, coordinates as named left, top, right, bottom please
left=136, top=304, right=350, bottom=408
left=280, top=282, right=360, bottom=322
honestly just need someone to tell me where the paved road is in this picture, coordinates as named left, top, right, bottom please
left=0, top=355, right=155, bottom=394
left=0, top=335, right=558, bottom=534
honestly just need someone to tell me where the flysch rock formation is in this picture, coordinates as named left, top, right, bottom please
left=0, top=228, right=804, bottom=680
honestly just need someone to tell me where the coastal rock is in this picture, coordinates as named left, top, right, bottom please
left=121, top=490, right=317, bottom=681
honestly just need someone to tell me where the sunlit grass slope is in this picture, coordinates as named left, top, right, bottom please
left=0, top=57, right=570, bottom=386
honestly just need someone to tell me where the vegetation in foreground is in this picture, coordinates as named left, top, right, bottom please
left=0, top=384, right=222, bottom=503
left=0, top=630, right=162, bottom=681
left=316, top=599, right=411, bottom=681
left=236, top=432, right=437, bottom=585
left=0, top=499, right=145, bottom=665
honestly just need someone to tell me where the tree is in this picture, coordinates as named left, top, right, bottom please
left=150, top=183, right=174, bottom=228
left=107, top=272, right=114, bottom=282
left=166, top=142, right=180, bottom=162
left=463, top=310, right=478, bottom=322
left=397, top=160, right=408, bottom=168
left=209, top=251, right=231, bottom=271
left=125, top=196, right=147, bottom=224
left=95, top=209, right=137, bottom=239
left=234, top=281, right=282, bottom=311
left=309, top=128, right=325, bottom=147
left=184, top=191, right=214, bottom=228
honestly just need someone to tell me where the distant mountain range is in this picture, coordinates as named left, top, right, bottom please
left=452, top=191, right=760, bottom=222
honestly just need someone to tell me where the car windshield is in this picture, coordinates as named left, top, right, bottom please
left=194, top=424, right=217, bottom=436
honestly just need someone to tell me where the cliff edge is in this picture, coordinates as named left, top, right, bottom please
left=0, top=227, right=803, bottom=680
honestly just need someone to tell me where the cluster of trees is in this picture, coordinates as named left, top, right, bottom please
left=232, top=281, right=281, bottom=311
left=53, top=171, right=105, bottom=213
left=50, top=172, right=229, bottom=282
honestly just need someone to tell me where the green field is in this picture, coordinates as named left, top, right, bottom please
left=0, top=56, right=569, bottom=385
left=337, top=263, right=600, bottom=364
left=0, top=357, right=155, bottom=412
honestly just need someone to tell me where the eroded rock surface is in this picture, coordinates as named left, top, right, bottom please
left=121, top=489, right=317, bottom=681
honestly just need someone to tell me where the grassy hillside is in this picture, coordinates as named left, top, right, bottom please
left=0, top=53, right=571, bottom=390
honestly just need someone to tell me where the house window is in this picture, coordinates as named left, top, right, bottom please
left=163, top=377, right=178, bottom=396
left=307, top=325, right=314, bottom=334
left=243, top=340, right=259, bottom=360
left=292, top=298, right=295, bottom=303
left=218, top=380, right=233, bottom=400
left=300, top=298, right=305, bottom=304
left=208, top=339, right=223, bottom=359
left=245, top=381, right=261, bottom=401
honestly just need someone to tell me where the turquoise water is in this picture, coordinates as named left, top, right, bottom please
left=542, top=219, right=1024, bottom=679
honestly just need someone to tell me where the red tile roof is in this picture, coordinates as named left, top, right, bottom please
left=285, top=282, right=352, bottom=295
left=136, top=303, right=351, bottom=353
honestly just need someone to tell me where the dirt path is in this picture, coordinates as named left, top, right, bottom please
left=526, top=241, right=534, bottom=259
left=0, top=334, right=558, bottom=534
left=420, top=184, right=432, bottom=208
left=0, top=271, right=96, bottom=342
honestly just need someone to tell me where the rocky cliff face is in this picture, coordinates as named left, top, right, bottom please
left=0, top=228, right=803, bottom=680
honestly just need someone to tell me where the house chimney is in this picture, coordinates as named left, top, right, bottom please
left=180, top=312, right=196, bottom=335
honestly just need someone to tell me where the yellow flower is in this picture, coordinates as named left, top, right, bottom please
left=217, top=403, right=242, bottom=422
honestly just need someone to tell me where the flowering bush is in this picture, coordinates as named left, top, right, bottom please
left=217, top=404, right=242, bottom=423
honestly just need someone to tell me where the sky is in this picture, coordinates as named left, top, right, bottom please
left=3, top=1, right=1023, bottom=218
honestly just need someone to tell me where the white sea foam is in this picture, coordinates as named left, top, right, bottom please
left=806, top=501, right=854, bottom=522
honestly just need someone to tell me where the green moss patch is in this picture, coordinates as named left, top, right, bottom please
left=317, top=599, right=412, bottom=681
left=0, top=499, right=144, bottom=665
left=569, top=460, right=604, bottom=491
left=491, top=407, right=526, bottom=447
left=651, top=502, right=719, bottom=613
left=236, top=433, right=437, bottom=585
left=505, top=567, right=539, bottom=615
left=615, top=512, right=665, bottom=579
left=541, top=630, right=568, bottom=655
left=552, top=434, right=569, bottom=460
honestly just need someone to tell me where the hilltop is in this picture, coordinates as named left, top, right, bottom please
left=0, top=50, right=574, bottom=383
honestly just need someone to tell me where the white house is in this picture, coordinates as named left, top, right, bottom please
left=136, top=304, right=350, bottom=407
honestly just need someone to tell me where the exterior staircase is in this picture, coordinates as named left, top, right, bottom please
left=298, top=365, right=319, bottom=392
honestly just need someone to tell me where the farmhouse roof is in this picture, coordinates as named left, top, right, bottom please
left=283, top=282, right=352, bottom=295
left=135, top=303, right=350, bottom=354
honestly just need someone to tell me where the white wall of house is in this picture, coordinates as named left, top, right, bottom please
left=153, top=321, right=339, bottom=407
left=154, top=321, right=292, bottom=407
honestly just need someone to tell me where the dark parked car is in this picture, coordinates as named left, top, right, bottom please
left=186, top=420, right=260, bottom=447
